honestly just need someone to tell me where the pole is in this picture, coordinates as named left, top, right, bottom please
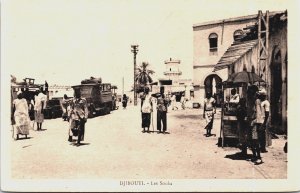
left=131, top=45, right=139, bottom=106
left=122, top=76, right=124, bottom=95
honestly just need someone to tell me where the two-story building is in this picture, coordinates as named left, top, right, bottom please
left=193, top=14, right=260, bottom=106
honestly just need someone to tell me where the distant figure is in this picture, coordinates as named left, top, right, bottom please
left=61, top=94, right=70, bottom=121
left=171, top=94, right=178, bottom=110
left=44, top=81, right=49, bottom=93
left=34, top=88, right=47, bottom=131
left=12, top=91, right=30, bottom=139
left=141, top=87, right=153, bottom=133
left=181, top=95, right=186, bottom=110
left=156, top=93, right=168, bottom=134
left=203, top=92, right=216, bottom=137
left=68, top=90, right=88, bottom=145
left=122, top=94, right=128, bottom=109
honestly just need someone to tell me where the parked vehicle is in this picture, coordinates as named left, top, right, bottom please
left=11, top=78, right=44, bottom=121
left=72, top=81, right=114, bottom=118
left=43, top=99, right=63, bottom=119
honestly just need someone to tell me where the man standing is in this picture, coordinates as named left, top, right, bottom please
left=68, top=90, right=88, bottom=146
left=141, top=87, right=153, bottom=133
left=258, top=88, right=270, bottom=153
left=157, top=92, right=168, bottom=134
left=203, top=92, right=216, bottom=137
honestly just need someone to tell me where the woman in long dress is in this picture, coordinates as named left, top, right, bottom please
left=12, top=91, right=30, bottom=139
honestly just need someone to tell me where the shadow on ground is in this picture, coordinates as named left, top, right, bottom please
left=225, top=152, right=253, bottom=160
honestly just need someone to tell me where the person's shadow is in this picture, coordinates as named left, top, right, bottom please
left=224, top=152, right=252, bottom=160
left=70, top=142, right=90, bottom=147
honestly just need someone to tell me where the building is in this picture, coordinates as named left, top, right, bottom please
left=48, top=84, right=73, bottom=99
left=152, top=58, right=193, bottom=100
left=214, top=11, right=287, bottom=134
left=193, top=12, right=282, bottom=106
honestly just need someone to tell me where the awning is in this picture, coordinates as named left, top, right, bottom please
left=214, top=39, right=258, bottom=71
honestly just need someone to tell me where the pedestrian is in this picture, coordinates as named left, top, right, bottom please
left=141, top=87, right=153, bottom=133
left=181, top=94, right=186, bottom=110
left=171, top=94, right=178, bottom=110
left=61, top=94, right=70, bottom=121
left=203, top=92, right=216, bottom=137
left=12, top=91, right=30, bottom=139
left=236, top=98, right=248, bottom=157
left=68, top=90, right=88, bottom=145
left=34, top=87, right=47, bottom=131
left=257, top=88, right=270, bottom=153
left=249, top=86, right=263, bottom=164
left=122, top=94, right=128, bottom=109
left=156, top=92, right=168, bottom=134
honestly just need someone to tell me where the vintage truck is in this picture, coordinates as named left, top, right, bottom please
left=71, top=82, right=114, bottom=118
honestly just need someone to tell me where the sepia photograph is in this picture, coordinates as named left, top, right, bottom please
left=1, top=0, right=299, bottom=192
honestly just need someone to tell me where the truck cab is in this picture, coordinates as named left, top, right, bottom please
left=72, top=83, right=113, bottom=118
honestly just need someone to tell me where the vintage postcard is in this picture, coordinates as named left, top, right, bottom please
left=1, top=0, right=299, bottom=192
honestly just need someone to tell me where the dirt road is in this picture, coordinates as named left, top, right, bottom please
left=11, top=105, right=287, bottom=179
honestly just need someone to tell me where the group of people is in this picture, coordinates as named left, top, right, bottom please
left=140, top=87, right=168, bottom=134
left=203, top=86, right=270, bottom=164
left=11, top=87, right=47, bottom=140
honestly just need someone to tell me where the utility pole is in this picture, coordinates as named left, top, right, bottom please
left=122, top=76, right=124, bottom=95
left=131, top=45, right=139, bottom=106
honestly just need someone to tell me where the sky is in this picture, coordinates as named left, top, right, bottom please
left=2, top=0, right=295, bottom=91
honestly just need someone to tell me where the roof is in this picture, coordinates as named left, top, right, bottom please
left=214, top=39, right=259, bottom=71
left=193, top=11, right=285, bottom=29
left=214, top=11, right=287, bottom=72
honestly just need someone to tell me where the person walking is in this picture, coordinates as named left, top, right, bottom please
left=203, top=92, right=216, bottom=137
left=257, top=88, right=270, bottom=153
left=68, top=90, right=88, bottom=146
left=12, top=91, right=31, bottom=139
left=34, top=87, right=47, bottom=131
left=141, top=87, right=153, bottom=133
left=61, top=94, right=70, bottom=121
left=122, top=94, right=128, bottom=109
left=156, top=92, right=168, bottom=134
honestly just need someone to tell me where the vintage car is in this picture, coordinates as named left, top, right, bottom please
left=44, top=99, right=63, bottom=119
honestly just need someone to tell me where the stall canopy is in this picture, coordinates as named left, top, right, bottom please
left=214, top=39, right=258, bottom=72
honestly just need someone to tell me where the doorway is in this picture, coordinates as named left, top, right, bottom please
left=204, top=74, right=222, bottom=107
left=270, top=47, right=283, bottom=132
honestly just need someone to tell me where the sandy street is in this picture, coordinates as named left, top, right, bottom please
left=10, top=104, right=287, bottom=179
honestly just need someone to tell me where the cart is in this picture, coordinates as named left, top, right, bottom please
left=219, top=70, right=265, bottom=147
left=219, top=81, right=246, bottom=147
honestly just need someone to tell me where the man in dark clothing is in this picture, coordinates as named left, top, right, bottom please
left=68, top=90, right=88, bottom=145
left=156, top=93, right=168, bottom=134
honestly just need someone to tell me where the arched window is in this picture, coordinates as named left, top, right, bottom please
left=209, top=33, right=218, bottom=54
left=233, top=30, right=244, bottom=41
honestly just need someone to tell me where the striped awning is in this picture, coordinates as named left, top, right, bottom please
left=214, top=39, right=258, bottom=71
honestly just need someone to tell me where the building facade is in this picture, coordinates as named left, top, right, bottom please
left=152, top=58, right=193, bottom=100
left=214, top=11, right=287, bottom=133
left=193, top=14, right=258, bottom=106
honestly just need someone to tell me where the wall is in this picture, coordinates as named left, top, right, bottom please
left=231, top=20, right=287, bottom=133
left=193, top=18, right=256, bottom=106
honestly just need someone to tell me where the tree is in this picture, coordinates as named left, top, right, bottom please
left=135, top=62, right=155, bottom=93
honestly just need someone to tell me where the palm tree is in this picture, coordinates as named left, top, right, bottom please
left=135, top=62, right=155, bottom=93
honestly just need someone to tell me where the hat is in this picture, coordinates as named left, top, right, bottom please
left=17, top=90, right=22, bottom=96
left=257, top=88, right=267, bottom=95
